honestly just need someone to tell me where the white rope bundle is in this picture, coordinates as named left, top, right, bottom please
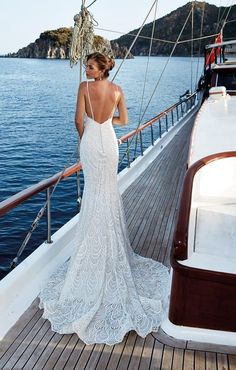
left=69, top=8, right=95, bottom=67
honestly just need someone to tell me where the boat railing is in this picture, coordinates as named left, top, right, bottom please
left=0, top=92, right=198, bottom=250
left=119, top=92, right=197, bottom=168
left=173, top=151, right=236, bottom=261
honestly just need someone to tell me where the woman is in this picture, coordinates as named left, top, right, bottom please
left=39, top=52, right=170, bottom=345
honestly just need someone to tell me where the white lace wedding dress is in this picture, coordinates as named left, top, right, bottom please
left=39, top=85, right=170, bottom=345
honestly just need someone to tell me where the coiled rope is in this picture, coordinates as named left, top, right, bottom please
left=69, top=5, right=97, bottom=67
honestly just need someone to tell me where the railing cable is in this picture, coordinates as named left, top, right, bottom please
left=9, top=145, right=79, bottom=269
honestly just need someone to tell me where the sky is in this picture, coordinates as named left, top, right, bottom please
left=0, top=0, right=234, bottom=54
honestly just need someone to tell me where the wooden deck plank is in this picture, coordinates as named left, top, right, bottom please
left=195, top=351, right=206, bottom=370
left=228, top=355, right=236, bottom=370
left=12, top=320, right=51, bottom=369
left=0, top=310, right=44, bottom=368
left=105, top=337, right=128, bottom=370
left=116, top=332, right=137, bottom=370
left=172, top=347, right=184, bottom=370
left=83, top=343, right=105, bottom=370
left=23, top=326, right=56, bottom=369
left=149, top=339, right=164, bottom=370
left=183, top=349, right=195, bottom=370
left=39, top=334, right=72, bottom=369
left=0, top=298, right=39, bottom=359
left=39, top=333, right=78, bottom=370
left=138, top=334, right=155, bottom=370
left=95, top=344, right=114, bottom=370
left=127, top=335, right=145, bottom=369
left=58, top=339, right=86, bottom=370
left=161, top=345, right=174, bottom=370
left=206, top=352, right=217, bottom=370
left=30, top=332, right=65, bottom=369
left=73, top=344, right=95, bottom=369
left=216, top=353, right=229, bottom=370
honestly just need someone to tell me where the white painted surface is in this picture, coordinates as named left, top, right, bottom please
left=180, top=252, right=236, bottom=274
left=0, top=101, right=200, bottom=340
left=187, top=157, right=236, bottom=266
left=161, top=318, right=236, bottom=346
left=188, top=93, right=236, bottom=166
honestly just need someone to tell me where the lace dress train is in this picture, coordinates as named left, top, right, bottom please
left=39, top=110, right=170, bottom=345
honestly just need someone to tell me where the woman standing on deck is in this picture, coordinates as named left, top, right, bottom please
left=39, top=52, right=170, bottom=345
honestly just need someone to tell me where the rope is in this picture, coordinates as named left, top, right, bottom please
left=95, top=27, right=176, bottom=44
left=69, top=7, right=97, bottom=67
left=221, top=3, right=234, bottom=31
left=190, top=2, right=195, bottom=93
left=112, top=0, right=159, bottom=82
left=195, top=1, right=205, bottom=89
left=118, top=6, right=194, bottom=166
left=139, top=6, right=193, bottom=126
left=134, top=0, right=159, bottom=158
left=216, top=0, right=233, bottom=32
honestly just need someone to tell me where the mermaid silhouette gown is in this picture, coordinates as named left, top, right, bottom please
left=39, top=82, right=170, bottom=345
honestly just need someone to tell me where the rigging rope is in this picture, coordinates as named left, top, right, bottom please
left=118, top=5, right=194, bottom=166
left=216, top=0, right=233, bottom=32
left=112, top=0, right=159, bottom=82
left=195, top=1, right=205, bottom=89
left=139, top=6, right=193, bottom=126
left=134, top=0, right=159, bottom=158
left=190, top=1, right=195, bottom=93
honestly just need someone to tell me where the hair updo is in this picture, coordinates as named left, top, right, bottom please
left=86, top=52, right=115, bottom=78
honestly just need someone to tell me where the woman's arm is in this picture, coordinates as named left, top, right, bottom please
left=112, top=87, right=128, bottom=126
left=75, top=82, right=86, bottom=138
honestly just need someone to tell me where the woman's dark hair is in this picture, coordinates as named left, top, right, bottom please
left=86, top=52, right=115, bottom=78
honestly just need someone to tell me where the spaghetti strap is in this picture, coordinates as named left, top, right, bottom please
left=86, top=81, right=94, bottom=120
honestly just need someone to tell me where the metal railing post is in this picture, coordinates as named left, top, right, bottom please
left=46, top=187, right=52, bottom=243
left=126, top=139, right=131, bottom=167
left=76, top=171, right=82, bottom=206
left=165, top=113, right=168, bottom=132
left=171, top=110, right=174, bottom=126
left=140, top=131, right=144, bottom=155
left=159, top=119, right=162, bottom=138
left=151, top=124, right=154, bottom=145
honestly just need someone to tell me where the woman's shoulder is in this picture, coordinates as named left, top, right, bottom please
left=79, top=81, right=87, bottom=90
left=110, top=81, right=123, bottom=94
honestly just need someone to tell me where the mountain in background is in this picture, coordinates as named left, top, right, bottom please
left=111, top=1, right=236, bottom=56
left=6, top=1, right=236, bottom=59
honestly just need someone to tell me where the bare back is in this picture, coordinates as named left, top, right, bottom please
left=84, top=80, right=119, bottom=124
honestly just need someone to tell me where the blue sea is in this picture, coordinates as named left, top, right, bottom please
left=0, top=56, right=203, bottom=278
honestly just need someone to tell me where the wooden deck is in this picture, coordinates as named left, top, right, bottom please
left=1, top=119, right=236, bottom=369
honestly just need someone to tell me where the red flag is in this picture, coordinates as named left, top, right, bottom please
left=205, top=31, right=223, bottom=66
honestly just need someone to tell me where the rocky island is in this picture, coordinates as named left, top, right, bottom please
left=7, top=28, right=132, bottom=60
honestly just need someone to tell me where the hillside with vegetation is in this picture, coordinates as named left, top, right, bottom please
left=8, top=28, right=131, bottom=59
left=111, top=1, right=236, bottom=56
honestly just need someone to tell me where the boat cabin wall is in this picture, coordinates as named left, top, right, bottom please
left=188, top=157, right=236, bottom=258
